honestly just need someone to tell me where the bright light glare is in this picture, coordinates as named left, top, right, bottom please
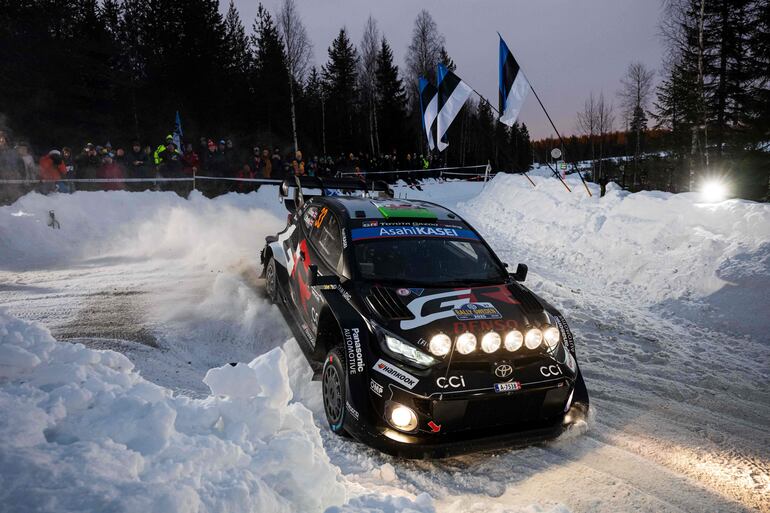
left=456, top=333, right=477, bottom=354
left=701, top=179, right=728, bottom=202
left=390, top=405, right=418, bottom=431
left=429, top=334, right=452, bottom=356
left=525, top=328, right=543, bottom=349
left=481, top=332, right=501, bottom=353
left=504, top=330, right=524, bottom=351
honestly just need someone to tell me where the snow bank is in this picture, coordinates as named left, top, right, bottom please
left=0, top=188, right=285, bottom=270
left=0, top=309, right=348, bottom=512
left=465, top=174, right=770, bottom=339
left=0, top=310, right=437, bottom=513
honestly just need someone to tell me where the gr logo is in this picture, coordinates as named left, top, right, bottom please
left=436, top=375, right=466, bottom=389
left=540, top=365, right=562, bottom=377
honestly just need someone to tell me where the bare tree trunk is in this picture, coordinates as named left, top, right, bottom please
left=321, top=96, right=326, bottom=155
left=289, top=80, right=298, bottom=153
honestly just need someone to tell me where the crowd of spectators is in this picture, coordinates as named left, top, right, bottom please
left=0, top=130, right=448, bottom=204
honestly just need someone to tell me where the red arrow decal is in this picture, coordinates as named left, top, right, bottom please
left=428, top=421, right=441, bottom=433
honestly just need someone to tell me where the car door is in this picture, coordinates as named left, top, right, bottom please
left=303, top=206, right=344, bottom=338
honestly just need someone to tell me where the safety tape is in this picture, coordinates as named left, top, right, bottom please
left=338, top=164, right=486, bottom=176
left=194, top=176, right=283, bottom=184
left=0, top=177, right=194, bottom=184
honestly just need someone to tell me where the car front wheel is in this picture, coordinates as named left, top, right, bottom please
left=264, top=257, right=278, bottom=303
left=322, top=347, right=349, bottom=436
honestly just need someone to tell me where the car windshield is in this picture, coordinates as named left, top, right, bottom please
left=353, top=237, right=508, bottom=286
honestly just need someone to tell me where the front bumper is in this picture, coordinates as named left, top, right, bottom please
left=351, top=401, right=588, bottom=459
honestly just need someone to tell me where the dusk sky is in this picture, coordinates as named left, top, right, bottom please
left=229, top=0, right=665, bottom=139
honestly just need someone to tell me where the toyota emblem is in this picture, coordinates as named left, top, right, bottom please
left=495, top=364, right=513, bottom=378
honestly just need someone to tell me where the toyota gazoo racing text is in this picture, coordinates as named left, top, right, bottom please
left=260, top=176, right=589, bottom=458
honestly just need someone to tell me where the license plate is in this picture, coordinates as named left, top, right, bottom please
left=494, top=382, right=521, bottom=393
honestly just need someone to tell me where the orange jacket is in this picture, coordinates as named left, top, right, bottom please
left=39, top=155, right=66, bottom=181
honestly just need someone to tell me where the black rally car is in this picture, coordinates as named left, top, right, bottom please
left=260, top=176, right=589, bottom=458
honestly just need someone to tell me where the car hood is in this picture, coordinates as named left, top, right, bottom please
left=361, top=283, right=551, bottom=357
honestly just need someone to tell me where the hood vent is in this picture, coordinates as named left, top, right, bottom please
left=507, top=284, right=544, bottom=314
left=366, top=287, right=414, bottom=320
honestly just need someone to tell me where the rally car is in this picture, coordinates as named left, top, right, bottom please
left=260, top=176, right=589, bottom=458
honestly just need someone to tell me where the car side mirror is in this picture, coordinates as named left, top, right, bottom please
left=511, top=263, right=528, bottom=282
left=308, top=264, right=340, bottom=287
left=282, top=198, right=296, bottom=213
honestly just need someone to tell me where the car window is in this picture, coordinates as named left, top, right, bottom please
left=302, top=205, right=320, bottom=231
left=309, top=207, right=343, bottom=270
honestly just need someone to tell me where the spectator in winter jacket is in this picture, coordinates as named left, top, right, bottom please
left=97, top=153, right=125, bottom=190
left=271, top=148, right=282, bottom=180
left=75, top=143, right=101, bottom=191
left=262, top=149, right=272, bottom=178
left=236, top=163, right=254, bottom=193
left=16, top=142, right=36, bottom=181
left=127, top=141, right=149, bottom=190
left=154, top=134, right=173, bottom=164
left=38, top=150, right=66, bottom=194
left=158, top=142, right=182, bottom=177
left=181, top=143, right=200, bottom=176
left=0, top=132, right=25, bottom=204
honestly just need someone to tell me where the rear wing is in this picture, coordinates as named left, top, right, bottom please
left=279, top=175, right=393, bottom=212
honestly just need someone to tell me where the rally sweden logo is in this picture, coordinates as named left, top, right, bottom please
left=453, top=302, right=502, bottom=321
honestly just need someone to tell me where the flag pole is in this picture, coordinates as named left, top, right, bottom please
left=521, top=73, right=592, bottom=196
left=468, top=86, right=569, bottom=191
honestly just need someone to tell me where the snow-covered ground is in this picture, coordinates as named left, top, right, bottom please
left=1, top=177, right=768, bottom=512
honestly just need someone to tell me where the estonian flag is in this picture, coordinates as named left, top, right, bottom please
left=498, top=35, right=529, bottom=127
left=173, top=110, right=183, bottom=150
left=418, top=77, right=438, bottom=151
left=436, top=63, right=473, bottom=152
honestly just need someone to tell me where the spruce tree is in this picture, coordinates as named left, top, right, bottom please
left=322, top=28, right=359, bottom=156
left=374, top=37, right=408, bottom=154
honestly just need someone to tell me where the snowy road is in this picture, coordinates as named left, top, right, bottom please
left=1, top=180, right=768, bottom=512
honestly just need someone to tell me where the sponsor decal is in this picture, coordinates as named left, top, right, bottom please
left=310, top=306, right=319, bottom=326
left=344, top=328, right=364, bottom=375
left=362, top=220, right=378, bottom=227
left=400, top=289, right=471, bottom=330
left=436, top=375, right=466, bottom=389
left=565, top=351, right=577, bottom=373
left=372, top=359, right=419, bottom=389
left=396, top=288, right=410, bottom=297
left=428, top=420, right=442, bottom=433
left=494, top=363, right=513, bottom=378
left=301, top=323, right=312, bottom=341
left=416, top=337, right=428, bottom=348
left=314, top=207, right=329, bottom=228
left=540, top=364, right=562, bottom=377
left=409, top=288, right=424, bottom=296
left=337, top=285, right=352, bottom=302
left=370, top=379, right=383, bottom=397
left=453, top=302, right=502, bottom=321
left=494, top=381, right=522, bottom=393
left=451, top=319, right=519, bottom=335
left=341, top=229, right=348, bottom=249
left=345, top=402, right=359, bottom=420
left=351, top=226, right=480, bottom=241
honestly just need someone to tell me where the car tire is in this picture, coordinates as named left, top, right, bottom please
left=322, top=347, right=350, bottom=437
left=264, top=257, right=278, bottom=303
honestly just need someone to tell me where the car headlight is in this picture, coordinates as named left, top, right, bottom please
left=429, top=334, right=452, bottom=356
left=524, top=328, right=543, bottom=349
left=456, top=332, right=477, bottom=354
left=504, top=330, right=523, bottom=351
left=382, top=332, right=438, bottom=368
left=481, top=332, right=501, bottom=353
left=543, top=326, right=560, bottom=349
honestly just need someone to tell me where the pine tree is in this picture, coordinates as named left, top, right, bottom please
left=322, top=28, right=359, bottom=156
left=251, top=4, right=290, bottom=143
left=375, top=37, right=408, bottom=153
